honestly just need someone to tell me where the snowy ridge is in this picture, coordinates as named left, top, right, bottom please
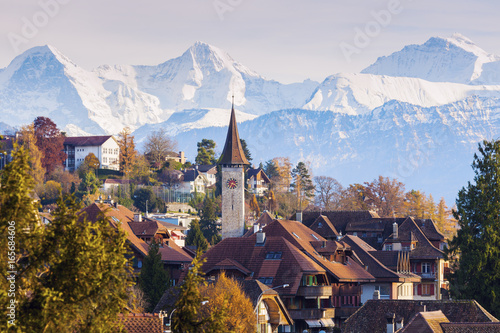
left=303, top=72, right=500, bottom=115
left=362, top=33, right=500, bottom=84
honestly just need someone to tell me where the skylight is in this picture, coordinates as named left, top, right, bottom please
left=292, top=232, right=300, bottom=239
left=311, top=234, right=319, bottom=240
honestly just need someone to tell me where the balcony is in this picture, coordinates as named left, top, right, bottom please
left=288, top=308, right=336, bottom=320
left=296, top=286, right=333, bottom=298
left=414, top=272, right=436, bottom=279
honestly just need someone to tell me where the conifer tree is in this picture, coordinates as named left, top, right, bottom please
left=199, top=197, right=220, bottom=244
left=173, top=254, right=208, bottom=333
left=139, top=240, right=170, bottom=312
left=186, top=219, right=209, bottom=253
left=291, top=161, right=315, bottom=209
left=445, top=140, right=500, bottom=317
left=1, top=144, right=132, bottom=331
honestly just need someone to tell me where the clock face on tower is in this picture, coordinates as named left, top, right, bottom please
left=226, top=178, right=238, bottom=189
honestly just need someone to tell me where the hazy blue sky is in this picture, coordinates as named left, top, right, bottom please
left=1, top=0, right=499, bottom=83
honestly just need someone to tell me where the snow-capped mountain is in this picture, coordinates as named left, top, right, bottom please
left=95, top=42, right=318, bottom=116
left=362, top=33, right=500, bottom=84
left=2, top=34, right=500, bottom=203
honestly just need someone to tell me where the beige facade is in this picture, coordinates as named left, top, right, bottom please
left=221, top=166, right=245, bottom=238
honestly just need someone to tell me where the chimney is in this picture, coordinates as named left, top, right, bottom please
left=373, top=290, right=380, bottom=300
left=296, top=211, right=303, bottom=223
left=393, top=222, right=398, bottom=239
left=253, top=223, right=259, bottom=234
left=134, top=214, right=142, bottom=222
left=395, top=317, right=404, bottom=330
left=416, top=302, right=426, bottom=313
left=386, top=313, right=395, bottom=333
left=256, top=229, right=266, bottom=245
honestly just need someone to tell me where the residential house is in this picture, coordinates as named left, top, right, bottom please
left=195, top=165, right=217, bottom=188
left=63, top=135, right=119, bottom=172
left=342, top=299, right=499, bottom=333
left=165, top=151, right=186, bottom=165
left=198, top=219, right=375, bottom=332
left=247, top=167, right=271, bottom=197
left=80, top=202, right=193, bottom=284
left=342, top=235, right=421, bottom=304
left=299, top=211, right=449, bottom=301
left=101, top=178, right=130, bottom=192
left=177, top=167, right=211, bottom=194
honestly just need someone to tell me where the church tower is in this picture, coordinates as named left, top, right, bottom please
left=218, top=102, right=249, bottom=239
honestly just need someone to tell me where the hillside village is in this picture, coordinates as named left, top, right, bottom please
left=2, top=106, right=500, bottom=333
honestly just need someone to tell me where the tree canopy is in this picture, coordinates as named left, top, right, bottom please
left=0, top=144, right=132, bottom=332
left=33, top=116, right=66, bottom=176
left=195, top=139, right=216, bottom=165
left=138, top=240, right=170, bottom=312
left=118, top=127, right=137, bottom=176
left=445, top=140, right=500, bottom=317
left=144, top=128, right=177, bottom=169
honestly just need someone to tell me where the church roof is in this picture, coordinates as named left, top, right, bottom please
left=218, top=105, right=249, bottom=166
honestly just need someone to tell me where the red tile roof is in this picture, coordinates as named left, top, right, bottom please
left=117, top=313, right=163, bottom=333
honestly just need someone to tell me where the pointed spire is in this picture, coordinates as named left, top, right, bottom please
left=218, top=99, right=250, bottom=166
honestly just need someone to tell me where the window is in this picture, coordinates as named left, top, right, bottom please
left=385, top=244, right=393, bottom=251
left=302, top=275, right=318, bottom=286
left=375, top=285, right=390, bottom=298
left=372, top=232, right=377, bottom=237
left=353, top=232, right=357, bottom=236
left=422, top=284, right=432, bottom=295
left=258, top=277, right=273, bottom=285
left=318, top=222, right=323, bottom=228
left=422, top=262, right=431, bottom=273
left=362, top=232, right=367, bottom=237
left=292, top=232, right=300, bottom=239
left=402, top=246, right=410, bottom=251
left=311, top=234, right=319, bottom=240
left=265, top=251, right=282, bottom=259
left=103, top=148, right=107, bottom=154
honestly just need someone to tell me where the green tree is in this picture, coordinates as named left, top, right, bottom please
left=133, top=187, right=157, bottom=213
left=199, top=197, right=221, bottom=245
left=240, top=138, right=252, bottom=163
left=138, top=240, right=170, bottom=312
left=77, top=170, right=101, bottom=200
left=185, top=219, right=209, bottom=253
left=172, top=254, right=209, bottom=333
left=291, top=161, right=315, bottom=209
left=0, top=144, right=132, bottom=332
left=195, top=139, right=216, bottom=165
left=445, top=140, right=500, bottom=317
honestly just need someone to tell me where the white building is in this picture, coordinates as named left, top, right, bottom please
left=63, top=136, right=120, bottom=172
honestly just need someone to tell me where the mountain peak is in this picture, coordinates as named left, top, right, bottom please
left=361, top=33, right=500, bottom=84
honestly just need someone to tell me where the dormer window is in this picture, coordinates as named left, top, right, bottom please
left=385, top=244, right=393, bottom=251
left=265, top=251, right=282, bottom=259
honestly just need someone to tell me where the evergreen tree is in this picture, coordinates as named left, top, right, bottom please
left=445, top=140, right=500, bottom=317
left=240, top=138, right=252, bottom=163
left=199, top=197, right=221, bottom=245
left=138, top=240, right=170, bottom=312
left=1, top=145, right=132, bottom=331
left=173, top=254, right=208, bottom=333
left=133, top=187, right=156, bottom=213
left=195, top=139, right=216, bottom=165
left=186, top=219, right=209, bottom=252
left=77, top=171, right=101, bottom=200
left=291, top=161, right=315, bottom=209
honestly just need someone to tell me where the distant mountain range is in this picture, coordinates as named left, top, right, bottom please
left=2, top=33, right=500, bottom=203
